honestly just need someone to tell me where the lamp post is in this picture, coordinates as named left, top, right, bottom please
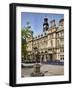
left=31, top=31, right=34, bottom=62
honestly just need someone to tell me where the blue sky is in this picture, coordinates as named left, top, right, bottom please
left=21, top=12, right=64, bottom=37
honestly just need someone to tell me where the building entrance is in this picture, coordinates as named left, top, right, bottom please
left=49, top=54, right=53, bottom=61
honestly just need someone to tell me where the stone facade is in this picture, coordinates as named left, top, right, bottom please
left=26, top=18, right=64, bottom=62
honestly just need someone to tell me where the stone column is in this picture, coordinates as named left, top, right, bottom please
left=44, top=54, right=46, bottom=62
left=40, top=55, right=42, bottom=63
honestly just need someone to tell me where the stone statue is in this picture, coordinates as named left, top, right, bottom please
left=31, top=47, right=44, bottom=76
left=35, top=51, right=40, bottom=63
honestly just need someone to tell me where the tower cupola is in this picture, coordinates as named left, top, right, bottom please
left=43, top=18, right=49, bottom=33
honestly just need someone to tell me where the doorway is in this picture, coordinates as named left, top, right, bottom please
left=41, top=55, right=44, bottom=62
left=49, top=54, right=53, bottom=61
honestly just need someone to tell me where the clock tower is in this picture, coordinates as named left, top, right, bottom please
left=43, top=18, right=49, bottom=33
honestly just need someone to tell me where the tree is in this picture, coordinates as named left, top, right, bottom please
left=21, top=22, right=33, bottom=62
left=21, top=22, right=33, bottom=39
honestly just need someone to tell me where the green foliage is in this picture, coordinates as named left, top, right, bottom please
left=21, top=22, right=33, bottom=61
left=21, top=22, right=33, bottom=39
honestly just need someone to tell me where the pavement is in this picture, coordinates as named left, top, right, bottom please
left=21, top=64, right=64, bottom=77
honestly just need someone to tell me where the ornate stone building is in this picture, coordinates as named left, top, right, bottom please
left=26, top=18, right=64, bottom=62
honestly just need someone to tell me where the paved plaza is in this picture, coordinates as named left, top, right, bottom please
left=21, top=64, right=64, bottom=77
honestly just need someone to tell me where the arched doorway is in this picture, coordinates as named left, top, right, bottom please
left=45, top=51, right=48, bottom=62
left=41, top=51, right=48, bottom=62
left=49, top=54, right=53, bottom=62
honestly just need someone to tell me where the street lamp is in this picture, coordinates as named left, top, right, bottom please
left=31, top=31, right=34, bottom=62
